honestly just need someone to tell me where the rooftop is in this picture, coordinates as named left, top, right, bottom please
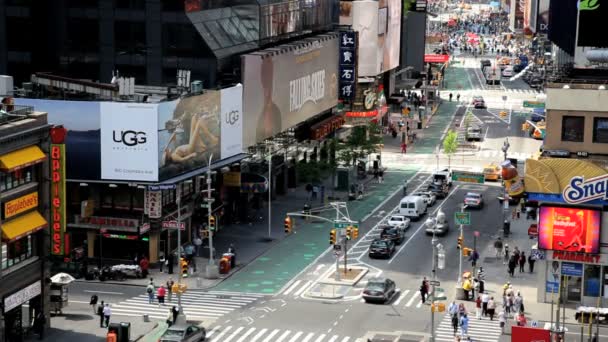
left=547, top=68, right=608, bottom=87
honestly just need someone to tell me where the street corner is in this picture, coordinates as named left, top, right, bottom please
left=318, top=265, right=369, bottom=286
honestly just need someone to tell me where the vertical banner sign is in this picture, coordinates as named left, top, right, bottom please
left=147, top=190, right=162, bottom=219
left=339, top=30, right=358, bottom=101
left=51, top=144, right=66, bottom=255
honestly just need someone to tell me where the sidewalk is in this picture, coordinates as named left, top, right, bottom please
left=409, top=101, right=458, bottom=154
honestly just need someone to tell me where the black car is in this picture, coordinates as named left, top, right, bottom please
left=368, top=239, right=396, bottom=259
left=427, top=183, right=448, bottom=198
left=362, top=277, right=397, bottom=303
left=380, top=226, right=405, bottom=245
left=480, top=59, right=491, bottom=68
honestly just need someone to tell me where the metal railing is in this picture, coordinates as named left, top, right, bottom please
left=0, top=105, right=34, bottom=125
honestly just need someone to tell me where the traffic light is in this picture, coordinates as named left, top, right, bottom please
left=352, top=227, right=359, bottom=239
left=346, top=226, right=352, bottom=239
left=329, top=229, right=337, bottom=245
left=180, top=257, right=189, bottom=278
left=208, top=215, right=216, bottom=232
left=500, top=111, right=507, bottom=118
left=284, top=217, right=292, bottom=234
left=201, top=229, right=209, bottom=238
left=457, top=236, right=463, bottom=249
left=463, top=247, right=473, bottom=257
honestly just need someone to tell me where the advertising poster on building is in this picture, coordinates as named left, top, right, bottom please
left=242, top=34, right=339, bottom=147
left=220, top=85, right=243, bottom=159
left=561, top=262, right=583, bottom=277
left=523, top=0, right=537, bottom=34
left=14, top=98, right=102, bottom=181
left=537, top=0, right=549, bottom=34
left=381, top=0, right=401, bottom=72
left=51, top=143, right=66, bottom=256
left=157, top=92, right=221, bottom=181
left=577, top=1, right=608, bottom=47
left=339, top=30, right=358, bottom=101
left=100, top=102, right=159, bottom=181
left=352, top=1, right=380, bottom=77
left=538, top=206, right=601, bottom=254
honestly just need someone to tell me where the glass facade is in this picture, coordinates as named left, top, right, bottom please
left=1, top=235, right=34, bottom=270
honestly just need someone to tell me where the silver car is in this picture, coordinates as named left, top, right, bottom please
left=412, top=191, right=437, bottom=206
left=160, top=325, right=206, bottom=342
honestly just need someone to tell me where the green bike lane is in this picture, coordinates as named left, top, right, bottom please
left=410, top=101, right=458, bottom=154
left=213, top=166, right=420, bottom=294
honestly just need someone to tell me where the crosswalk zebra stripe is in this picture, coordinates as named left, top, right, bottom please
left=283, top=280, right=301, bottom=295
left=314, top=334, right=327, bottom=342
left=328, top=335, right=340, bottom=342
left=287, top=331, right=304, bottom=342
left=435, top=314, right=502, bottom=342
left=235, top=327, right=257, bottom=342
left=211, top=325, right=233, bottom=341
left=261, top=329, right=281, bottom=342
left=250, top=328, right=268, bottom=342
left=293, top=281, right=313, bottom=297
left=302, top=332, right=315, bottom=342
left=222, top=326, right=245, bottom=342
left=405, top=291, right=420, bottom=307
left=341, top=337, right=351, bottom=342
left=276, top=330, right=292, bottom=342
left=393, top=289, right=409, bottom=306
left=206, top=325, right=221, bottom=338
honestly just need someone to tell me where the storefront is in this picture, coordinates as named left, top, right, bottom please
left=524, top=158, right=608, bottom=306
left=2, top=281, right=43, bottom=342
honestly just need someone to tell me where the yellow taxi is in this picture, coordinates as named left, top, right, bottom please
left=483, top=164, right=501, bottom=181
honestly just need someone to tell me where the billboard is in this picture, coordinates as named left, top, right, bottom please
left=14, top=98, right=102, bottom=181
left=100, top=102, right=159, bottom=181
left=382, top=0, right=401, bottom=72
left=537, top=0, right=550, bottom=33
left=523, top=0, right=537, bottom=34
left=220, top=84, right=243, bottom=159
left=158, top=92, right=221, bottom=181
left=242, top=34, right=339, bottom=147
left=538, top=206, right=601, bottom=254
left=352, top=0, right=380, bottom=77
left=577, top=1, right=608, bottom=47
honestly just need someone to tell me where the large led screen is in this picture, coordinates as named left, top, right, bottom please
left=538, top=206, right=601, bottom=254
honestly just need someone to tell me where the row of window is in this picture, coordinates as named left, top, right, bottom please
left=0, top=167, right=34, bottom=192
left=1, top=235, right=34, bottom=270
left=561, top=116, right=608, bottom=143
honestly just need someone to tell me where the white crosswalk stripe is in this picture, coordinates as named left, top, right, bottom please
left=110, top=291, right=263, bottom=321
left=435, top=314, right=502, bottom=342
left=206, top=326, right=353, bottom=342
left=477, top=150, right=532, bottom=160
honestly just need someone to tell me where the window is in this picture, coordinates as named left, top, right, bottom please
left=593, top=117, right=608, bottom=143
left=162, top=189, right=175, bottom=206
left=6, top=17, right=35, bottom=52
left=0, top=167, right=34, bottom=192
left=114, top=0, right=145, bottom=9
left=67, top=18, right=100, bottom=53
left=1, top=235, right=34, bottom=270
left=584, top=264, right=601, bottom=297
left=114, top=21, right=146, bottom=52
left=561, top=116, right=585, bottom=142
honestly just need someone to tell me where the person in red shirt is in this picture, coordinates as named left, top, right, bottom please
left=157, top=286, right=166, bottom=307
left=139, top=256, right=149, bottom=277
left=401, top=142, right=407, bottom=154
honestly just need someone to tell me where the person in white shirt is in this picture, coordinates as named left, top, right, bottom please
left=498, top=310, right=506, bottom=334
left=102, top=304, right=112, bottom=328
left=448, top=301, right=458, bottom=318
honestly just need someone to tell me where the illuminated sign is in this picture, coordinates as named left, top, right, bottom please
left=563, top=174, right=608, bottom=204
left=345, top=110, right=378, bottom=118
left=78, top=216, right=140, bottom=229
left=424, top=54, right=450, bottom=63
left=102, top=233, right=138, bottom=240
left=552, top=250, right=600, bottom=263
left=51, top=144, right=66, bottom=255
left=4, top=192, right=38, bottom=219
left=538, top=206, right=601, bottom=254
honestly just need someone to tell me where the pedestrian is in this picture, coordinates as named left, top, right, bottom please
left=518, top=252, right=526, bottom=273
left=487, top=297, right=496, bottom=320
left=516, top=312, right=527, bottom=326
left=477, top=267, right=486, bottom=293
left=167, top=278, right=175, bottom=302
left=103, top=303, right=111, bottom=328
left=462, top=277, right=472, bottom=300
left=511, top=208, right=517, bottom=220
left=378, top=169, right=384, bottom=184
left=146, top=282, right=155, bottom=304
left=469, top=249, right=479, bottom=268
left=498, top=310, right=506, bottom=334
left=139, top=255, right=149, bottom=278
left=481, top=292, right=489, bottom=317
left=494, top=237, right=503, bottom=259
left=33, top=311, right=45, bottom=340
left=448, top=301, right=458, bottom=319
left=475, top=296, right=482, bottom=319
left=402, top=180, right=407, bottom=196
left=503, top=244, right=509, bottom=265
left=451, top=313, right=459, bottom=336
left=449, top=93, right=453, bottom=101
left=516, top=291, right=524, bottom=313
left=458, top=303, right=467, bottom=317
left=504, top=294, right=513, bottom=318
left=516, top=208, right=521, bottom=219
left=90, top=294, right=99, bottom=314
left=457, top=93, right=461, bottom=102
left=459, top=313, right=469, bottom=338
left=508, top=256, right=516, bottom=277
left=528, top=254, right=536, bottom=273
left=172, top=306, right=179, bottom=325
left=167, top=252, right=174, bottom=274
left=157, top=286, right=166, bottom=307
left=401, top=142, right=407, bottom=154
left=420, top=277, right=429, bottom=303
left=513, top=246, right=520, bottom=260
left=159, top=252, right=166, bottom=273
left=97, top=300, right=105, bottom=327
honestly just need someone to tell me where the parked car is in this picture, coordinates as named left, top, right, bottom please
left=483, top=164, right=501, bottom=181
left=398, top=196, right=428, bottom=220
left=362, top=277, right=397, bottom=303
left=368, top=239, right=396, bottom=259
left=502, top=66, right=514, bottom=77
left=380, top=226, right=406, bottom=245
left=387, top=215, right=411, bottom=229
left=427, top=183, right=449, bottom=199
left=412, top=191, right=437, bottom=206
left=472, top=96, right=486, bottom=109
left=464, top=192, right=484, bottom=209
left=160, top=324, right=206, bottom=342
left=466, top=126, right=483, bottom=141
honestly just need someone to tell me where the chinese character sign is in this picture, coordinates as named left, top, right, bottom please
left=339, top=30, right=358, bottom=101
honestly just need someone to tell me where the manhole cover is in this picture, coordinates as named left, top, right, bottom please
left=483, top=257, right=496, bottom=264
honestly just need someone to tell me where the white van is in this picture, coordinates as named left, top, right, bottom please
left=399, top=196, right=428, bottom=220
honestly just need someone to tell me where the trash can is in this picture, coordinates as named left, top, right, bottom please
left=219, top=257, right=231, bottom=274
left=118, top=322, right=130, bottom=342
left=107, top=323, right=122, bottom=342
left=223, top=253, right=235, bottom=268
left=503, top=220, right=510, bottom=236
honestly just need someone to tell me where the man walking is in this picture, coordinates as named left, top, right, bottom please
left=481, top=292, right=490, bottom=317
left=102, top=303, right=112, bottom=328
left=146, top=282, right=155, bottom=304
left=518, top=252, right=527, bottom=273
left=166, top=278, right=175, bottom=302
left=97, top=300, right=105, bottom=327
left=494, top=237, right=503, bottom=259
left=460, top=313, right=469, bottom=338
left=528, top=253, right=536, bottom=273
left=420, top=277, right=429, bottom=303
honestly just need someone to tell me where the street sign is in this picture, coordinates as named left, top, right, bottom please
left=429, top=280, right=440, bottom=286
left=148, top=184, right=177, bottom=191
left=333, top=244, right=342, bottom=251
left=454, top=212, right=471, bottom=225
left=523, top=100, right=545, bottom=109
left=451, top=171, right=484, bottom=184
left=162, top=220, right=186, bottom=230
left=333, top=222, right=358, bottom=229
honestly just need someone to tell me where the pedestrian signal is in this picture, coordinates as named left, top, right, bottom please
left=284, top=217, right=293, bottom=234
left=457, top=236, right=463, bottom=249
left=352, top=228, right=359, bottom=239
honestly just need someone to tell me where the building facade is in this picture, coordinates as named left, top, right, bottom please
left=0, top=104, right=51, bottom=342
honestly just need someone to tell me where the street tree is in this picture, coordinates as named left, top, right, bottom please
left=335, top=122, right=383, bottom=167
left=443, top=129, right=458, bottom=169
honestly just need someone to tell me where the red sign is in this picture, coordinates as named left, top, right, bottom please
left=51, top=144, right=66, bottom=256
left=184, top=0, right=201, bottom=12
left=552, top=250, right=601, bottom=263
left=345, top=110, right=378, bottom=118
left=162, top=220, right=186, bottom=230
left=424, top=54, right=450, bottom=63
left=511, top=326, right=550, bottom=342
left=79, top=216, right=140, bottom=229
left=538, top=206, right=601, bottom=254
left=311, top=115, right=345, bottom=140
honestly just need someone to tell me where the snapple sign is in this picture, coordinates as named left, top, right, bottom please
left=563, top=174, right=608, bottom=204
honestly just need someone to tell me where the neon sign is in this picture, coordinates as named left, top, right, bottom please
left=51, top=144, right=66, bottom=255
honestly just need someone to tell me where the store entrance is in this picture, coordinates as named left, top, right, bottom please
left=4, top=305, right=24, bottom=342
left=562, top=275, right=582, bottom=302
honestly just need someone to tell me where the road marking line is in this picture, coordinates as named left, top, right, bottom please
left=261, top=329, right=281, bottom=342
left=275, top=330, right=292, bottom=342
left=405, top=291, right=420, bottom=307
left=210, top=325, right=232, bottom=341
left=293, top=281, right=313, bottom=297
left=328, top=335, right=340, bottom=342
left=393, top=289, right=409, bottom=306
left=217, top=326, right=244, bottom=342
left=250, top=328, right=268, bottom=342
left=206, top=325, right=221, bottom=338
left=341, top=337, right=351, bottom=342
left=68, top=300, right=90, bottom=304
left=235, top=327, right=257, bottom=342
left=314, top=334, right=327, bottom=342
left=302, top=332, right=315, bottom=342
left=416, top=299, right=423, bottom=308
left=361, top=168, right=424, bottom=222
left=287, top=331, right=303, bottom=342
left=282, top=280, right=301, bottom=296
left=83, top=290, right=123, bottom=295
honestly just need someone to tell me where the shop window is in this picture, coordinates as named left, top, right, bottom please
left=584, top=264, right=601, bottom=297
left=162, top=189, right=175, bottom=206
left=1, top=235, right=34, bottom=270
left=561, top=116, right=585, bottom=142
left=0, top=166, right=34, bottom=192
left=593, top=117, right=608, bottom=143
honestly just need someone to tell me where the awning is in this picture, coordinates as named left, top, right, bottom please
left=1, top=211, right=48, bottom=242
left=0, top=145, right=46, bottom=172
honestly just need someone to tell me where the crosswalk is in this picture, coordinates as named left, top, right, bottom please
left=477, top=150, right=533, bottom=160
left=435, top=314, right=502, bottom=342
left=206, top=325, right=359, bottom=342
left=110, top=291, right=264, bottom=321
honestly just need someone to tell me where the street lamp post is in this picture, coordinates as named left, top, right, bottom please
left=204, top=154, right=219, bottom=279
left=501, top=139, right=510, bottom=229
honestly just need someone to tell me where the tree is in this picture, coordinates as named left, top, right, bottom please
left=443, top=130, right=458, bottom=169
left=335, top=123, right=383, bottom=167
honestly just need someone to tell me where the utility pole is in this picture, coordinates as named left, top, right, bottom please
left=458, top=203, right=464, bottom=286
left=176, top=184, right=183, bottom=317
left=205, top=154, right=218, bottom=279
